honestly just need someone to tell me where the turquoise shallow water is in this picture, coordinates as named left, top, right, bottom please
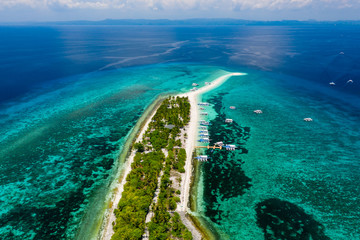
left=1, top=62, right=359, bottom=239
left=197, top=69, right=360, bottom=239
left=2, top=24, right=360, bottom=240
left=0, top=64, right=226, bottom=239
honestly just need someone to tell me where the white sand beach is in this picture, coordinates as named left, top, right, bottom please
left=100, top=72, right=244, bottom=240
left=177, top=72, right=245, bottom=215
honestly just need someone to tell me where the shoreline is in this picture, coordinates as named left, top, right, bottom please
left=177, top=72, right=245, bottom=215
left=98, top=72, right=245, bottom=240
left=177, top=72, right=244, bottom=239
left=98, top=95, right=167, bottom=240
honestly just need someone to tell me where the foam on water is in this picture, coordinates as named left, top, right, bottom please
left=196, top=69, right=360, bottom=239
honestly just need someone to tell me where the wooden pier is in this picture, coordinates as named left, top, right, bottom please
left=195, top=145, right=222, bottom=150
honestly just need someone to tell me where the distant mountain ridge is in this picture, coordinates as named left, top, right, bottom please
left=3, top=18, right=360, bottom=26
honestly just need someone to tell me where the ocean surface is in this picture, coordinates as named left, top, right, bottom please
left=0, top=24, right=359, bottom=239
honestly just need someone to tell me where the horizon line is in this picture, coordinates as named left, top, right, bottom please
left=1, top=18, right=360, bottom=26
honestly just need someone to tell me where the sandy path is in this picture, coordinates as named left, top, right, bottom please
left=100, top=72, right=245, bottom=240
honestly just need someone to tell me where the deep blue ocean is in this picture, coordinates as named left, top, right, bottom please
left=0, top=24, right=359, bottom=239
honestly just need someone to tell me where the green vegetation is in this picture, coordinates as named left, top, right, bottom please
left=144, top=97, right=190, bottom=151
left=148, top=150, right=192, bottom=240
left=173, top=148, right=186, bottom=173
left=111, top=96, right=192, bottom=240
left=112, top=151, right=164, bottom=240
left=133, top=142, right=145, bottom=152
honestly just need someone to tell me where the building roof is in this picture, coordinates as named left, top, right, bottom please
left=164, top=124, right=176, bottom=129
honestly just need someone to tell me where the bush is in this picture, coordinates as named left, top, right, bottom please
left=134, top=142, right=145, bottom=152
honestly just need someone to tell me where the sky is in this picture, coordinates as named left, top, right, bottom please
left=0, top=0, right=360, bottom=22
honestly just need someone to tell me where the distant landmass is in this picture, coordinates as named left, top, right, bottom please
left=3, top=18, right=360, bottom=26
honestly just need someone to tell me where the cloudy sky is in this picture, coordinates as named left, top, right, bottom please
left=1, top=0, right=359, bottom=22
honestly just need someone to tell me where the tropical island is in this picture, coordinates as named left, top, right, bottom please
left=99, top=72, right=245, bottom=240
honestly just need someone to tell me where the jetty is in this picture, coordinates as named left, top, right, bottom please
left=195, top=145, right=222, bottom=150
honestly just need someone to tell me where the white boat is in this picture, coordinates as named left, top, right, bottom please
left=198, top=102, right=210, bottom=106
left=199, top=138, right=210, bottom=143
left=254, top=110, right=263, bottom=114
left=225, top=144, right=236, bottom=150
left=329, top=82, right=336, bottom=86
left=195, top=155, right=209, bottom=161
left=215, top=141, right=224, bottom=146
left=199, top=133, right=209, bottom=137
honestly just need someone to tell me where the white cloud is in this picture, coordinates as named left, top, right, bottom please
left=0, top=0, right=45, bottom=9
left=231, top=0, right=314, bottom=10
left=47, top=0, right=126, bottom=9
left=0, top=0, right=358, bottom=11
left=0, top=0, right=125, bottom=9
left=318, top=0, right=357, bottom=8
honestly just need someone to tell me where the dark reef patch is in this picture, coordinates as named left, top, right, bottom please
left=255, top=198, right=330, bottom=240
left=202, top=93, right=252, bottom=224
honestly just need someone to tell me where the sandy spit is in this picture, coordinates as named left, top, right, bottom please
left=99, top=72, right=245, bottom=240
